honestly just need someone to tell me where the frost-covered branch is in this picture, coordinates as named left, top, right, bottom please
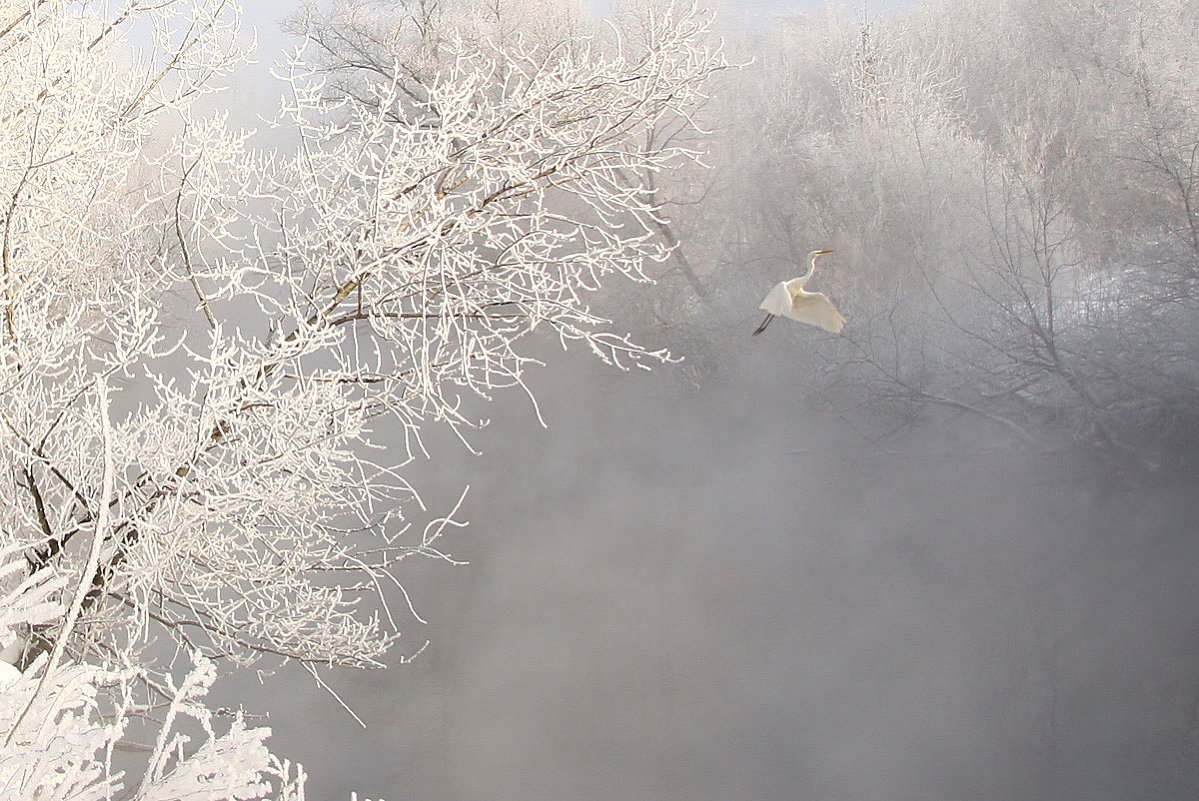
left=0, top=0, right=723, bottom=793
left=0, top=0, right=724, bottom=750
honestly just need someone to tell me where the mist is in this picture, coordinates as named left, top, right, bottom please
left=213, top=331, right=1197, bottom=801
left=206, top=0, right=1199, bottom=798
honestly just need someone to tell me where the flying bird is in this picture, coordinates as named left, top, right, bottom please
left=752, top=249, right=845, bottom=336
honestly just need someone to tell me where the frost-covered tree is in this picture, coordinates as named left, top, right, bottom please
left=0, top=0, right=725, bottom=795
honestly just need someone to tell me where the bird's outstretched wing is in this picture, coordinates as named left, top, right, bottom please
left=784, top=292, right=845, bottom=334
left=758, top=282, right=792, bottom=316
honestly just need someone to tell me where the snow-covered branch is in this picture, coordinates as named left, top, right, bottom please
left=0, top=0, right=724, bottom=794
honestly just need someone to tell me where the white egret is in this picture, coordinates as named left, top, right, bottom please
left=752, top=249, right=845, bottom=335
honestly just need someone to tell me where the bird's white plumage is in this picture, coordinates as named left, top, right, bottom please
left=781, top=289, right=845, bottom=333
left=754, top=250, right=845, bottom=335
left=758, top=281, right=793, bottom=316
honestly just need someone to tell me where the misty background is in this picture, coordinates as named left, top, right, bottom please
left=241, top=347, right=1199, bottom=801
left=222, top=0, right=1199, bottom=799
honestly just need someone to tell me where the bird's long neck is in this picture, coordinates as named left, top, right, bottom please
left=799, top=256, right=818, bottom=284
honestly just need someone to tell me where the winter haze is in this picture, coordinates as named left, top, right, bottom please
left=3, top=1, right=1199, bottom=800
left=244, top=1, right=1199, bottom=799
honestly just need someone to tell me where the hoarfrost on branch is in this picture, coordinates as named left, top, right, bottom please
left=0, top=0, right=725, bottom=796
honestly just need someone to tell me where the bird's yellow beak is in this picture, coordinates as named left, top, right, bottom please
left=816, top=249, right=834, bottom=255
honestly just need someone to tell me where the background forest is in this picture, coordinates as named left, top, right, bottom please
left=651, top=0, right=1199, bottom=466
left=3, top=0, right=1199, bottom=799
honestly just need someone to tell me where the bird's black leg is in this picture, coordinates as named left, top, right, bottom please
left=752, top=314, right=774, bottom=336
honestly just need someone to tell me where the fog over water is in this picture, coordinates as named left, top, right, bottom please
left=201, top=1, right=1199, bottom=798
left=226, top=329, right=1199, bottom=801
left=6, top=0, right=1199, bottom=795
